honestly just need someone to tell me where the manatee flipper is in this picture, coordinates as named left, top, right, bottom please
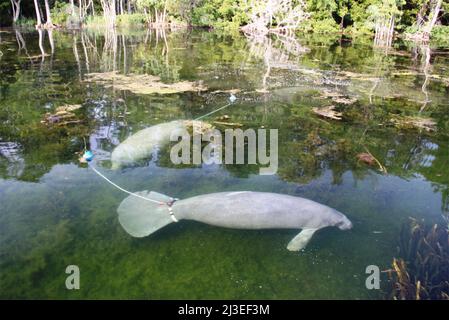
left=117, top=190, right=175, bottom=238
left=287, top=228, right=318, bottom=251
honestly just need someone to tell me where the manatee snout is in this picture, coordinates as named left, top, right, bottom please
left=336, top=215, right=353, bottom=230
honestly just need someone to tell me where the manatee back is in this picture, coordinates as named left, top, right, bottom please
left=111, top=120, right=186, bottom=169
left=172, top=191, right=344, bottom=230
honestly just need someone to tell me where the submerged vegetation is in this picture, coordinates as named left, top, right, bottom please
left=386, top=219, right=449, bottom=300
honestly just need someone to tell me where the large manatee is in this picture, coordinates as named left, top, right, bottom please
left=117, top=191, right=352, bottom=251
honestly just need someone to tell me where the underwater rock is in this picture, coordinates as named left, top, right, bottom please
left=319, top=91, right=343, bottom=99
left=41, top=104, right=84, bottom=126
left=331, top=96, right=358, bottom=105
left=83, top=71, right=207, bottom=95
left=318, top=89, right=357, bottom=105
left=312, top=105, right=343, bottom=120
left=390, top=116, right=437, bottom=132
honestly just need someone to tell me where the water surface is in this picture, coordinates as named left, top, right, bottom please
left=0, top=28, right=448, bottom=299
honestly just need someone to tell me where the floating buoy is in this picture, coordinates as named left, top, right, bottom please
left=82, top=150, right=94, bottom=162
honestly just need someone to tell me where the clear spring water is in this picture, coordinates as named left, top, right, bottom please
left=0, top=28, right=448, bottom=299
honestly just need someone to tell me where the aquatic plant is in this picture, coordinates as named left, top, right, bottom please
left=386, top=218, right=449, bottom=300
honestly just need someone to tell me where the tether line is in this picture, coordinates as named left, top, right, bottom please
left=88, top=163, right=165, bottom=205
left=194, top=102, right=232, bottom=121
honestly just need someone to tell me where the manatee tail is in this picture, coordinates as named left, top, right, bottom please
left=117, top=191, right=176, bottom=237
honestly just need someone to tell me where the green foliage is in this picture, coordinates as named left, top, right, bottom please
left=0, top=0, right=11, bottom=26
left=50, top=0, right=73, bottom=26
left=400, top=0, right=426, bottom=27
left=191, top=2, right=218, bottom=26
left=166, top=0, right=198, bottom=24
left=347, top=1, right=371, bottom=32
left=136, top=0, right=166, bottom=11
left=116, top=13, right=147, bottom=27
left=15, top=17, right=36, bottom=28
left=85, top=15, right=107, bottom=28
left=430, top=25, right=449, bottom=46
left=365, top=0, right=405, bottom=31
left=191, top=0, right=248, bottom=29
left=300, top=17, right=340, bottom=33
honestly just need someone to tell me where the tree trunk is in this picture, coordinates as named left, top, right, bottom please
left=416, top=1, right=429, bottom=27
left=10, top=0, right=15, bottom=21
left=37, top=28, right=45, bottom=58
left=100, top=0, right=117, bottom=28
left=78, top=0, right=83, bottom=21
left=43, top=0, right=53, bottom=27
left=10, top=0, right=21, bottom=23
left=33, top=0, right=43, bottom=27
left=70, top=0, right=75, bottom=16
left=163, top=0, right=167, bottom=24
left=423, top=0, right=442, bottom=39
left=47, top=28, right=55, bottom=54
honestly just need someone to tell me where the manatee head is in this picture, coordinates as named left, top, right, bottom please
left=110, top=147, right=125, bottom=170
left=334, top=212, right=353, bottom=230
left=110, top=144, right=135, bottom=170
left=320, top=206, right=352, bottom=231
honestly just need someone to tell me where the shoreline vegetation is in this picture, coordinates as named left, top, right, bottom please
left=1, top=0, right=449, bottom=46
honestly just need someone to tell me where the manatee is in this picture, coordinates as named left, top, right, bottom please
left=110, top=120, right=211, bottom=169
left=117, top=191, right=352, bottom=251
